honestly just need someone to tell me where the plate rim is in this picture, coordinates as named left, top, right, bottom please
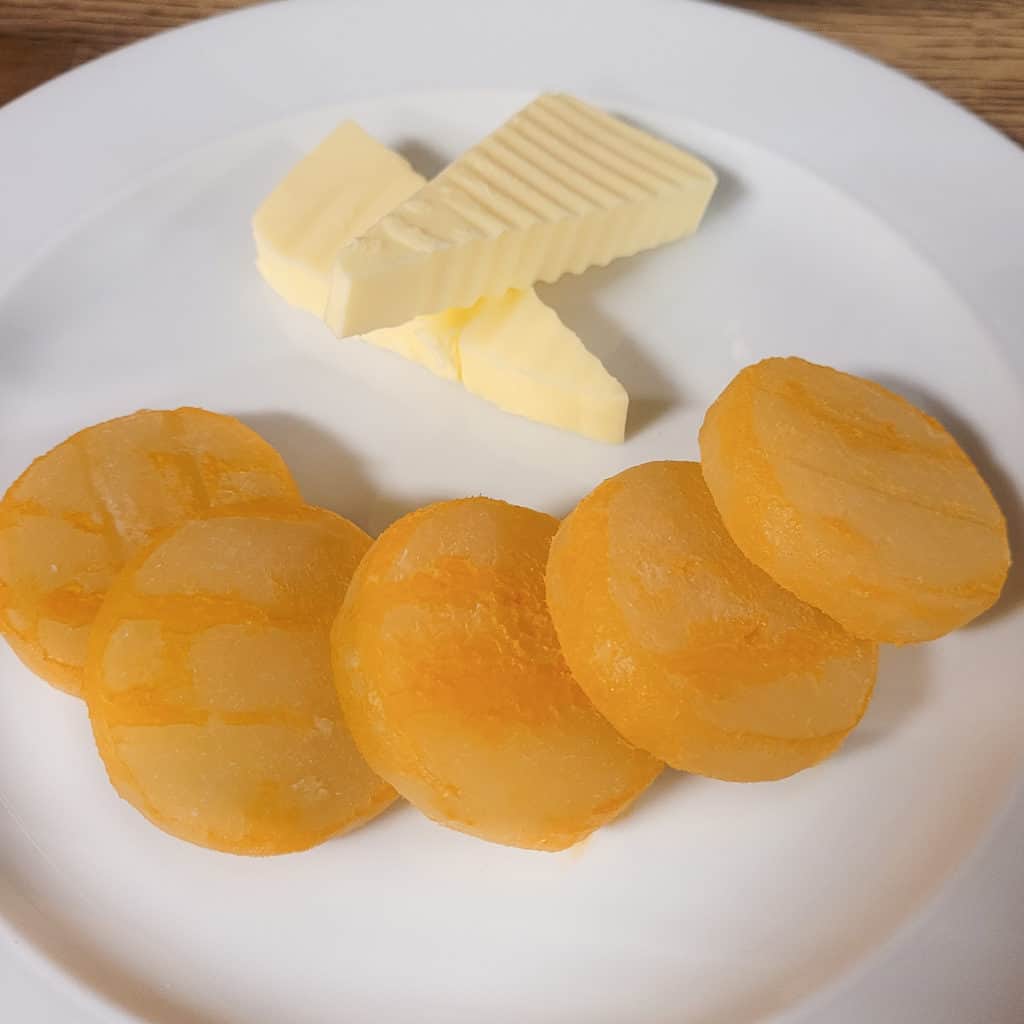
left=1, top=2, right=1023, bottom=1022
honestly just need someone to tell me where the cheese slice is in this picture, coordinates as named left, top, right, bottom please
left=252, top=121, right=423, bottom=316
left=325, top=93, right=717, bottom=336
left=253, top=120, right=630, bottom=442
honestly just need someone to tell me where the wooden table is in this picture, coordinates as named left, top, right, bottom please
left=1, top=0, right=1022, bottom=146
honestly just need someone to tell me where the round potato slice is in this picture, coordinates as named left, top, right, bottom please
left=0, top=408, right=301, bottom=695
left=85, top=504, right=394, bottom=855
left=332, top=497, right=661, bottom=851
left=546, top=461, right=877, bottom=782
left=699, top=357, right=1010, bottom=643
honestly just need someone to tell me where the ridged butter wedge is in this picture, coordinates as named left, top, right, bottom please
left=326, top=93, right=717, bottom=336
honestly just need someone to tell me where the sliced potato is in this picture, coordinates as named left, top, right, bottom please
left=332, top=497, right=661, bottom=850
left=0, top=408, right=300, bottom=694
left=699, top=357, right=1010, bottom=643
left=85, top=504, right=394, bottom=855
left=546, top=461, right=877, bottom=781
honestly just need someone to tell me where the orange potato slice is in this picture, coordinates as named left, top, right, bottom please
left=332, top=497, right=661, bottom=851
left=699, top=357, right=1010, bottom=643
left=0, top=408, right=300, bottom=694
left=85, top=503, right=395, bottom=855
left=546, top=461, right=877, bottom=782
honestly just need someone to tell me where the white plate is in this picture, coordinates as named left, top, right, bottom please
left=2, top=2, right=1023, bottom=1022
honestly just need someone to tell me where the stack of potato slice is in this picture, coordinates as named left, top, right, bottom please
left=0, top=409, right=395, bottom=855
left=0, top=356, right=1009, bottom=856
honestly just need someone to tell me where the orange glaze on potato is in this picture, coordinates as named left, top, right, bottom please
left=0, top=408, right=301, bottom=694
left=85, top=504, right=394, bottom=855
left=546, top=461, right=877, bottom=781
left=699, top=358, right=1010, bottom=643
left=332, top=497, right=661, bottom=851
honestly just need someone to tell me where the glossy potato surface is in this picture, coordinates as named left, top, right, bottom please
left=332, top=498, right=661, bottom=851
left=86, top=504, right=394, bottom=855
left=699, top=358, right=1010, bottom=643
left=546, top=461, right=877, bottom=781
left=0, top=408, right=300, bottom=694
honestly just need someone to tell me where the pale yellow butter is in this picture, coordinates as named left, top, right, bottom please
left=366, top=308, right=468, bottom=383
left=326, top=93, right=717, bottom=336
left=252, top=121, right=423, bottom=316
left=373, top=292, right=628, bottom=442
left=459, top=290, right=628, bottom=444
left=253, top=119, right=630, bottom=442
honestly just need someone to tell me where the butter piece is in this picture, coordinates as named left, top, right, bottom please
left=254, top=120, right=629, bottom=442
left=364, top=308, right=467, bottom=382
left=326, top=93, right=717, bottom=336
left=252, top=121, right=423, bottom=316
left=459, top=290, right=629, bottom=443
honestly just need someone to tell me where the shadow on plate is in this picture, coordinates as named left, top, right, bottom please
left=236, top=410, right=462, bottom=536
left=617, top=766, right=690, bottom=830
left=537, top=263, right=684, bottom=439
left=326, top=792, right=413, bottom=848
left=394, top=138, right=449, bottom=179
left=841, top=643, right=930, bottom=755
left=234, top=410, right=376, bottom=528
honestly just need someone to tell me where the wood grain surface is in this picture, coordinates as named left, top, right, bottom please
left=0, top=0, right=1022, bottom=146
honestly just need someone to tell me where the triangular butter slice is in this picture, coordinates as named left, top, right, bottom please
left=326, top=93, right=717, bottom=336
left=370, top=292, right=629, bottom=442
left=458, top=290, right=629, bottom=443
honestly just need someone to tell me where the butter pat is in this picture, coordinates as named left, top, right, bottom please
left=252, top=121, right=423, bottom=316
left=254, top=120, right=630, bottom=442
left=326, top=93, right=717, bottom=336
left=371, top=292, right=629, bottom=442
left=459, top=291, right=628, bottom=443
left=365, top=308, right=467, bottom=382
